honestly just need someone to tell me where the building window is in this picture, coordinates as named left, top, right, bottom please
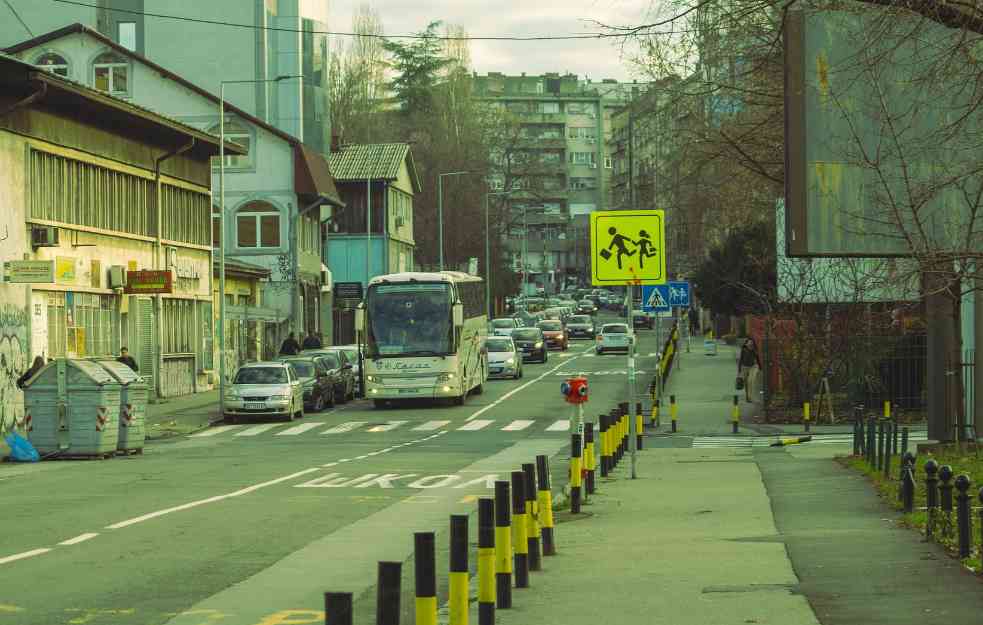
left=34, top=52, right=68, bottom=77
left=604, top=157, right=613, bottom=169
left=567, top=127, right=596, bottom=140
left=212, top=210, right=221, bottom=248
left=47, top=292, right=117, bottom=358
left=569, top=152, right=596, bottom=167
left=236, top=201, right=280, bottom=249
left=570, top=177, right=596, bottom=191
left=540, top=102, right=559, bottom=114
left=118, top=22, right=137, bottom=51
left=93, top=52, right=129, bottom=95
left=162, top=298, right=195, bottom=354
left=209, top=120, right=252, bottom=169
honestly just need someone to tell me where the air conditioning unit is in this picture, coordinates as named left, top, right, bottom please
left=30, top=226, right=59, bottom=248
left=108, top=265, right=127, bottom=289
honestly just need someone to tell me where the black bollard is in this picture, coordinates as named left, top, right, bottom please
left=891, top=419, right=899, bottom=458
left=925, top=459, right=939, bottom=540
left=901, top=426, right=909, bottom=457
left=535, top=455, right=556, bottom=557
left=901, top=453, right=915, bottom=513
left=377, top=561, right=402, bottom=625
left=855, top=406, right=865, bottom=455
left=939, top=465, right=954, bottom=539
left=477, top=499, right=495, bottom=625
left=876, top=420, right=885, bottom=471
left=883, top=421, right=893, bottom=479
left=413, top=532, right=437, bottom=625
left=955, top=474, right=972, bottom=558
left=449, top=515, right=469, bottom=625
left=493, top=481, right=512, bottom=609
left=325, top=592, right=353, bottom=625
left=584, top=423, right=596, bottom=495
left=510, top=470, right=530, bottom=589
left=867, top=417, right=877, bottom=467
left=853, top=419, right=861, bottom=456
left=570, top=433, right=583, bottom=514
left=521, top=463, right=541, bottom=572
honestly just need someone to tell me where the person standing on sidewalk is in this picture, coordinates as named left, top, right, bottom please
left=117, top=347, right=139, bottom=373
left=279, top=332, right=301, bottom=356
left=301, top=332, right=322, bottom=350
left=737, top=338, right=760, bottom=403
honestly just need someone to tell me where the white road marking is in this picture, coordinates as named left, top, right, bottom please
left=235, top=424, right=281, bottom=437
left=546, top=419, right=570, bottom=431
left=465, top=345, right=595, bottom=422
left=690, top=432, right=928, bottom=448
left=367, top=421, right=408, bottom=432
left=105, top=468, right=322, bottom=530
left=322, top=421, right=367, bottom=434
left=276, top=422, right=323, bottom=436
left=58, top=533, right=99, bottom=546
left=189, top=425, right=241, bottom=437
left=502, top=420, right=534, bottom=431
left=458, top=419, right=493, bottom=431
left=414, top=420, right=451, bottom=431
left=0, top=548, right=51, bottom=566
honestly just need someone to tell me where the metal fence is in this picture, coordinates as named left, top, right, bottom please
left=944, top=348, right=976, bottom=441
left=760, top=333, right=928, bottom=421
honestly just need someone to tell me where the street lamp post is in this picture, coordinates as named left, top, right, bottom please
left=437, top=171, right=469, bottom=271
left=484, top=190, right=511, bottom=317
left=218, top=74, right=301, bottom=420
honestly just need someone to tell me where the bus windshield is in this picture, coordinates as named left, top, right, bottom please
left=366, top=282, right=452, bottom=357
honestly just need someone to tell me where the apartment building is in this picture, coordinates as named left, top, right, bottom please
left=471, top=72, right=643, bottom=292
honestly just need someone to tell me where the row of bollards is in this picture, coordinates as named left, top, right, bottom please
left=325, top=455, right=559, bottom=625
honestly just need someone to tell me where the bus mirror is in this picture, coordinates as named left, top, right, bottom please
left=452, top=302, right=464, bottom=328
left=355, top=306, right=365, bottom=332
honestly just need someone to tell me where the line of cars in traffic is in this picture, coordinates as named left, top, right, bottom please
left=223, top=344, right=363, bottom=423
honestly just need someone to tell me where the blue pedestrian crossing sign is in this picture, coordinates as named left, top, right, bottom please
left=667, top=281, right=690, bottom=308
left=641, top=285, right=671, bottom=313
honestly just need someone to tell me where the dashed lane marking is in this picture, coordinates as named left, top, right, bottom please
left=58, top=533, right=99, bottom=546
left=413, top=420, right=451, bottom=431
left=545, top=419, right=570, bottom=432
left=0, top=549, right=51, bottom=565
left=502, top=420, right=534, bottom=431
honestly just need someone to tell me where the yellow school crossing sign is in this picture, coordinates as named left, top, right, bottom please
left=590, top=209, right=667, bottom=285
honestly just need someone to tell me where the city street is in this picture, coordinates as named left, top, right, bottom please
left=0, top=313, right=665, bottom=625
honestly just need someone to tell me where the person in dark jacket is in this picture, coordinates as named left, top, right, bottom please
left=737, top=338, right=761, bottom=402
left=16, top=356, right=46, bottom=389
left=117, top=347, right=139, bottom=372
left=302, top=333, right=322, bottom=350
left=279, top=332, right=301, bottom=356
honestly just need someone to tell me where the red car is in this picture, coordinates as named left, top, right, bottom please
left=537, top=320, right=568, bottom=351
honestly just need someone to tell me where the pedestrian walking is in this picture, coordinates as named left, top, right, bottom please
left=302, top=332, right=322, bottom=350
left=688, top=307, right=700, bottom=335
left=279, top=332, right=301, bottom=356
left=16, top=355, right=46, bottom=389
left=117, top=347, right=139, bottom=372
left=737, top=338, right=760, bottom=403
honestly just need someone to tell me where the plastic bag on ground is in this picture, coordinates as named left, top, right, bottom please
left=4, top=432, right=40, bottom=462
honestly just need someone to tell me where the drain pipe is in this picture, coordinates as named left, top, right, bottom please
left=151, top=139, right=196, bottom=401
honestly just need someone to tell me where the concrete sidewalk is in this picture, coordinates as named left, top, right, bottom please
left=480, top=448, right=820, bottom=625
left=145, top=389, right=219, bottom=440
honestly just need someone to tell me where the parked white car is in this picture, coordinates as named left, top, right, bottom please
left=489, top=317, right=520, bottom=336
left=486, top=336, right=523, bottom=379
left=224, top=361, right=305, bottom=423
left=596, top=323, right=634, bottom=354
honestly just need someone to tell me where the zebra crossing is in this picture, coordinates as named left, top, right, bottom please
left=691, top=431, right=929, bottom=449
left=189, top=418, right=573, bottom=441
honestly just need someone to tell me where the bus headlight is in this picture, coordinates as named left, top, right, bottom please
left=534, top=342, right=543, bottom=349
left=436, top=373, right=456, bottom=383
left=442, top=386, right=451, bottom=392
left=366, top=375, right=376, bottom=382
left=505, top=358, right=515, bottom=365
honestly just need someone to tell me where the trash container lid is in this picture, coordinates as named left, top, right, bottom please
left=23, top=359, right=116, bottom=388
left=92, top=360, right=142, bottom=385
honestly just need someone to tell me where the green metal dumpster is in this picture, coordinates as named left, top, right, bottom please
left=94, top=360, right=147, bottom=454
left=22, top=359, right=121, bottom=458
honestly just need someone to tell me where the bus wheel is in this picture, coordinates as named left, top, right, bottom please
left=453, top=394, right=466, bottom=406
left=473, top=383, right=484, bottom=395
left=373, top=399, right=387, bottom=409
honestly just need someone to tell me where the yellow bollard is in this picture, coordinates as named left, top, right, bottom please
left=803, top=401, right=811, bottom=433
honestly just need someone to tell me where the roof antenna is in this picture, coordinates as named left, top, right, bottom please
left=3, top=0, right=33, bottom=37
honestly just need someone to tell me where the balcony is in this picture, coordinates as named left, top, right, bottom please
left=515, top=137, right=567, bottom=150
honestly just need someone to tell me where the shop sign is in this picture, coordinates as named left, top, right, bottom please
left=2, top=260, right=54, bottom=283
left=124, top=270, right=173, bottom=294
left=334, top=282, right=363, bottom=300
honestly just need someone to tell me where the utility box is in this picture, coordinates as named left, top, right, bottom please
left=22, top=359, right=121, bottom=457
left=94, top=360, right=148, bottom=454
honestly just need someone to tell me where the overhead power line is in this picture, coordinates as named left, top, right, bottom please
left=50, top=0, right=680, bottom=41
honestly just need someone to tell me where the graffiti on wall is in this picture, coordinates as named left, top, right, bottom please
left=161, top=357, right=195, bottom=398
left=0, top=304, right=29, bottom=434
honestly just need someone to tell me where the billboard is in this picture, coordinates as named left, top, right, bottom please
left=784, top=4, right=983, bottom=257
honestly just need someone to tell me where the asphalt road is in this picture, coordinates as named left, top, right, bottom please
left=0, top=312, right=666, bottom=625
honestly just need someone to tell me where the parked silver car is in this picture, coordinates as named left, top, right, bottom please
left=487, top=336, right=523, bottom=379
left=224, top=361, right=304, bottom=423
left=489, top=317, right=520, bottom=336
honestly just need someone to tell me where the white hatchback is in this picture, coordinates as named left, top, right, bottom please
left=596, top=323, right=634, bottom=354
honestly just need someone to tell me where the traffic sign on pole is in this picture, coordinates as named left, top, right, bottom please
left=641, top=285, right=671, bottom=313
left=667, top=281, right=690, bottom=308
left=589, top=210, right=667, bottom=286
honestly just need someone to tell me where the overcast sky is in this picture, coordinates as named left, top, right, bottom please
left=329, top=0, right=651, bottom=82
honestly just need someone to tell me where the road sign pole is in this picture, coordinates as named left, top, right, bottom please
left=628, top=290, right=638, bottom=480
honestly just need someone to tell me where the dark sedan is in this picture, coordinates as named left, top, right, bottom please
left=566, top=315, right=595, bottom=339
left=512, top=327, right=548, bottom=363
left=278, top=356, right=335, bottom=412
left=299, top=348, right=357, bottom=403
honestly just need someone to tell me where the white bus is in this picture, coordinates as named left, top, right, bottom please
left=356, top=271, right=488, bottom=408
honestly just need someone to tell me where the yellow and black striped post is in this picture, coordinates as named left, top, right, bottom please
left=414, top=532, right=437, bottom=625
left=670, top=395, right=678, bottom=433
left=521, top=463, right=541, bottom=572
left=493, top=481, right=512, bottom=609
left=584, top=422, right=596, bottom=494
left=635, top=401, right=644, bottom=450
left=377, top=561, right=402, bottom=625
left=324, top=592, right=353, bottom=625
left=570, top=433, right=583, bottom=513
left=535, top=454, right=556, bottom=556
left=510, top=470, right=530, bottom=589
left=449, top=515, right=469, bottom=625
left=770, top=435, right=813, bottom=447
left=598, top=414, right=610, bottom=477
left=732, top=395, right=740, bottom=434
left=803, top=401, right=811, bottom=433
left=618, top=403, right=628, bottom=462
left=477, top=498, right=496, bottom=625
